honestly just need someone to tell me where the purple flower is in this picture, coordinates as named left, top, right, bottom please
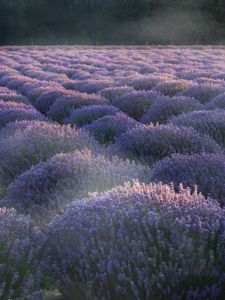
left=64, top=105, right=120, bottom=127
left=0, top=88, right=29, bottom=104
left=99, top=86, right=135, bottom=101
left=63, top=79, right=113, bottom=94
left=151, top=153, right=225, bottom=205
left=45, top=181, right=225, bottom=300
left=152, top=80, right=192, bottom=97
left=169, top=109, right=225, bottom=147
left=179, top=84, right=225, bottom=104
left=4, top=149, right=150, bottom=218
left=83, top=113, right=139, bottom=144
left=0, top=208, right=43, bottom=299
left=141, top=95, right=203, bottom=124
left=112, top=91, right=159, bottom=120
left=0, top=122, right=101, bottom=189
left=127, top=74, right=174, bottom=90
left=34, top=88, right=68, bottom=114
left=47, top=93, right=109, bottom=123
left=110, top=124, right=222, bottom=165
left=206, top=93, right=225, bottom=110
left=0, top=100, right=46, bottom=128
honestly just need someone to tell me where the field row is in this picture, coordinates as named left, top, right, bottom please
left=0, top=47, right=225, bottom=299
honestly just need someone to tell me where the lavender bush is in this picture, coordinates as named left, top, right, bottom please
left=34, top=89, right=67, bottom=114
left=112, top=91, right=158, bottom=120
left=152, top=80, right=191, bottom=97
left=110, top=124, right=222, bottom=165
left=83, top=113, right=139, bottom=144
left=99, top=86, right=135, bottom=101
left=206, top=93, right=225, bottom=110
left=0, top=122, right=101, bottom=191
left=0, top=90, right=29, bottom=104
left=76, top=79, right=113, bottom=94
left=151, top=153, right=225, bottom=205
left=0, top=104, right=46, bottom=129
left=128, top=74, right=173, bottom=90
left=64, top=105, right=119, bottom=127
left=45, top=181, right=225, bottom=300
left=64, top=79, right=113, bottom=93
left=179, top=84, right=225, bottom=104
left=0, top=120, right=52, bottom=140
left=169, top=110, right=225, bottom=147
left=4, top=149, right=150, bottom=216
left=0, top=208, right=43, bottom=299
left=0, top=100, right=34, bottom=111
left=47, top=93, right=109, bottom=123
left=141, top=96, right=203, bottom=124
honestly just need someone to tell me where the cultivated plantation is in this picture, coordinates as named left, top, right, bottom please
left=0, top=46, right=225, bottom=299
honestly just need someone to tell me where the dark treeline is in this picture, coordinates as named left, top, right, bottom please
left=0, top=0, right=225, bottom=45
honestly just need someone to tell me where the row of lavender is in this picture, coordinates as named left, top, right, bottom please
left=0, top=46, right=225, bottom=299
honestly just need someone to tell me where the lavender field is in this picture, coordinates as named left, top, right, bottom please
left=0, top=46, right=225, bottom=300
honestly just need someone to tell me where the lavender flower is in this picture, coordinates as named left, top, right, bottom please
left=64, top=105, right=120, bottom=127
left=0, top=122, right=101, bottom=190
left=206, top=93, right=225, bottom=110
left=128, top=74, right=174, bottom=90
left=169, top=109, right=225, bottom=147
left=0, top=89, right=29, bottom=104
left=99, top=86, right=135, bottom=101
left=63, top=79, right=113, bottom=94
left=34, top=89, right=67, bottom=114
left=47, top=93, right=109, bottom=123
left=110, top=124, right=222, bottom=165
left=4, top=149, right=150, bottom=217
left=179, top=84, right=225, bottom=104
left=83, top=113, right=139, bottom=144
left=0, top=101, right=46, bottom=128
left=152, top=80, right=192, bottom=97
left=112, top=91, right=158, bottom=120
left=141, top=96, right=203, bottom=124
left=0, top=120, right=51, bottom=140
left=0, top=208, right=43, bottom=299
left=45, top=181, right=225, bottom=300
left=151, top=153, right=225, bottom=205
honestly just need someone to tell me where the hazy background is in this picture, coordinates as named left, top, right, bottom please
left=0, top=0, right=224, bottom=45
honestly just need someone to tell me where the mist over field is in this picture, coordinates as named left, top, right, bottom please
left=0, top=0, right=225, bottom=45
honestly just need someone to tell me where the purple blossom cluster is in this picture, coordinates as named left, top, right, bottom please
left=180, top=84, right=225, bottom=104
left=84, top=113, right=139, bottom=144
left=206, top=93, right=225, bottom=110
left=127, top=74, right=174, bottom=90
left=0, top=86, right=29, bottom=103
left=0, top=120, right=52, bottom=140
left=34, top=89, right=68, bottom=113
left=0, top=100, right=46, bottom=128
left=170, top=109, right=225, bottom=147
left=45, top=181, right=225, bottom=300
left=0, top=122, right=101, bottom=191
left=151, top=153, right=225, bottom=205
left=47, top=92, right=109, bottom=123
left=110, top=124, right=222, bottom=164
left=0, top=208, right=43, bottom=299
left=112, top=90, right=158, bottom=120
left=3, top=149, right=150, bottom=217
left=141, top=96, right=203, bottom=124
left=152, top=79, right=192, bottom=97
left=99, top=86, right=135, bottom=101
left=64, top=104, right=120, bottom=127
